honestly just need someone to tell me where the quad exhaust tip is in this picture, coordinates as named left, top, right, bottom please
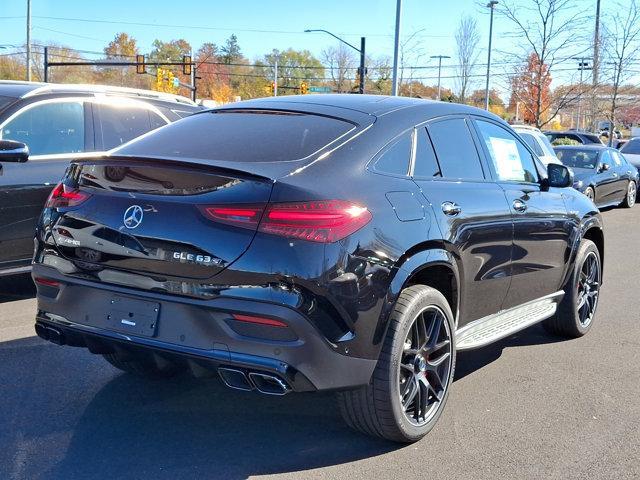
left=218, top=367, right=290, bottom=395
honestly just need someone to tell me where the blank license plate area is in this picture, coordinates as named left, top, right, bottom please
left=106, top=296, right=160, bottom=337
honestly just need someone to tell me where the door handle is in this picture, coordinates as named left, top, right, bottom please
left=513, top=199, right=528, bottom=213
left=441, top=201, right=461, bottom=216
left=612, top=173, right=618, bottom=178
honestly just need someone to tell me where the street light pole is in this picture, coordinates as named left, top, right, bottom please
left=304, top=29, right=366, bottom=93
left=391, top=0, right=402, bottom=96
left=431, top=55, right=450, bottom=100
left=26, top=0, right=31, bottom=81
left=484, top=0, right=498, bottom=110
left=574, top=57, right=592, bottom=130
left=273, top=56, right=278, bottom=97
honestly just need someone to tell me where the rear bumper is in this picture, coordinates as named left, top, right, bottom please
left=33, top=264, right=377, bottom=392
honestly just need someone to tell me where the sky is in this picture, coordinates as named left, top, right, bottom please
left=1, top=0, right=604, bottom=95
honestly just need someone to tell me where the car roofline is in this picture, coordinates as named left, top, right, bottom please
left=20, top=82, right=196, bottom=105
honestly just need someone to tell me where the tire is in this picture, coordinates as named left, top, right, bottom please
left=621, top=181, right=636, bottom=208
left=102, top=351, right=184, bottom=378
left=584, top=187, right=595, bottom=203
left=337, top=285, right=456, bottom=443
left=543, top=239, right=601, bottom=338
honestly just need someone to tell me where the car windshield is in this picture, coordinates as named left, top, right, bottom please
left=621, top=138, right=640, bottom=154
left=555, top=149, right=599, bottom=169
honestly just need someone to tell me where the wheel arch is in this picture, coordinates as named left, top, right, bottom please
left=372, top=247, right=460, bottom=351
left=583, top=224, right=605, bottom=274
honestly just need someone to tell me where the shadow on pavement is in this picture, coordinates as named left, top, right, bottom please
left=0, top=273, right=35, bottom=303
left=0, top=323, right=566, bottom=479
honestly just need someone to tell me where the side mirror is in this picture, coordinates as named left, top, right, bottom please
left=0, top=140, right=29, bottom=163
left=598, top=163, right=610, bottom=172
left=546, top=163, right=573, bottom=188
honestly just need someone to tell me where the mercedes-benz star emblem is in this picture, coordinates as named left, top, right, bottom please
left=123, top=205, right=144, bottom=229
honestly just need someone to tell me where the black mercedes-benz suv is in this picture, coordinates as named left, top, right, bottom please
left=32, top=95, right=604, bottom=443
left=0, top=81, right=202, bottom=277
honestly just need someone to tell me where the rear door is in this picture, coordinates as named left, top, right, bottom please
left=609, top=149, right=633, bottom=202
left=472, top=118, right=575, bottom=308
left=0, top=98, right=93, bottom=267
left=411, top=117, right=513, bottom=326
left=595, top=150, right=621, bottom=204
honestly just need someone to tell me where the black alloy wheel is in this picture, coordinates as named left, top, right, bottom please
left=399, top=306, right=453, bottom=426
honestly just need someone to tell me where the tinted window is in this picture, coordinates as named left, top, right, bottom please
left=584, top=134, right=603, bottom=144
left=99, top=104, right=152, bottom=149
left=115, top=111, right=355, bottom=162
left=555, top=149, right=599, bottom=169
left=374, top=133, right=411, bottom=175
left=621, top=138, right=640, bottom=154
left=476, top=120, right=538, bottom=182
left=427, top=118, right=484, bottom=180
left=149, top=111, right=167, bottom=130
left=0, top=101, right=84, bottom=155
left=519, top=132, right=543, bottom=155
left=413, top=127, right=441, bottom=177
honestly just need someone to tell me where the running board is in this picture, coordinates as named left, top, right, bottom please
left=455, top=292, right=564, bottom=351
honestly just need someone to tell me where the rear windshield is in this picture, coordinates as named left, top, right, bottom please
left=115, top=110, right=355, bottom=162
left=555, top=149, right=599, bottom=169
left=621, top=138, right=640, bottom=154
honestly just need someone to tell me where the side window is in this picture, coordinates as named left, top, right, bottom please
left=427, top=118, right=485, bottom=180
left=519, top=132, right=543, bottom=156
left=373, top=132, right=412, bottom=176
left=475, top=120, right=538, bottom=183
left=98, top=104, right=152, bottom=150
left=413, top=127, right=441, bottom=177
left=0, top=101, right=85, bottom=156
left=149, top=111, right=168, bottom=130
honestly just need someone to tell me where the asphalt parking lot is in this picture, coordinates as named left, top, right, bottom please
left=1, top=207, right=639, bottom=480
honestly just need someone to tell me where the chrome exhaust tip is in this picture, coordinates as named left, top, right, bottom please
left=248, top=372, right=290, bottom=395
left=218, top=367, right=253, bottom=391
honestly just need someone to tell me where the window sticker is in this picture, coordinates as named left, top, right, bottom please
left=488, top=137, right=526, bottom=181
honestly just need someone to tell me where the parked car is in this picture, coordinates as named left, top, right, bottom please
left=620, top=137, right=640, bottom=168
left=554, top=144, right=638, bottom=208
left=0, top=81, right=203, bottom=277
left=599, top=126, right=622, bottom=139
left=545, top=130, right=604, bottom=146
left=32, top=95, right=604, bottom=443
left=512, top=124, right=561, bottom=165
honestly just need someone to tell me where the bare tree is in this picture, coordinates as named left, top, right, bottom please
left=455, top=16, right=480, bottom=103
left=501, top=0, right=587, bottom=128
left=602, top=0, right=640, bottom=142
left=321, top=43, right=356, bottom=93
left=398, top=29, right=426, bottom=94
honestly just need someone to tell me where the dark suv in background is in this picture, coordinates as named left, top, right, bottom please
left=0, top=81, right=202, bottom=276
left=32, top=95, right=604, bottom=443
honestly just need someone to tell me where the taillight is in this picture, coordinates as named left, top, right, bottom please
left=199, top=200, right=371, bottom=243
left=259, top=200, right=371, bottom=242
left=197, top=204, right=265, bottom=228
left=45, top=183, right=91, bottom=208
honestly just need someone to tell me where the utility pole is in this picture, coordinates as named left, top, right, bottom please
left=26, top=0, right=32, bottom=81
left=484, top=0, right=498, bottom=110
left=391, top=0, right=402, bottom=96
left=358, top=37, right=366, bottom=94
left=591, top=0, right=602, bottom=131
left=273, top=57, right=278, bottom=97
left=430, top=55, right=450, bottom=100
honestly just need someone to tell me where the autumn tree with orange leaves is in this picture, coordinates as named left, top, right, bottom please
left=509, top=53, right=552, bottom=126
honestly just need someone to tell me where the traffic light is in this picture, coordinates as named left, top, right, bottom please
left=183, top=55, right=192, bottom=76
left=300, top=82, right=308, bottom=94
left=136, top=54, right=145, bottom=74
